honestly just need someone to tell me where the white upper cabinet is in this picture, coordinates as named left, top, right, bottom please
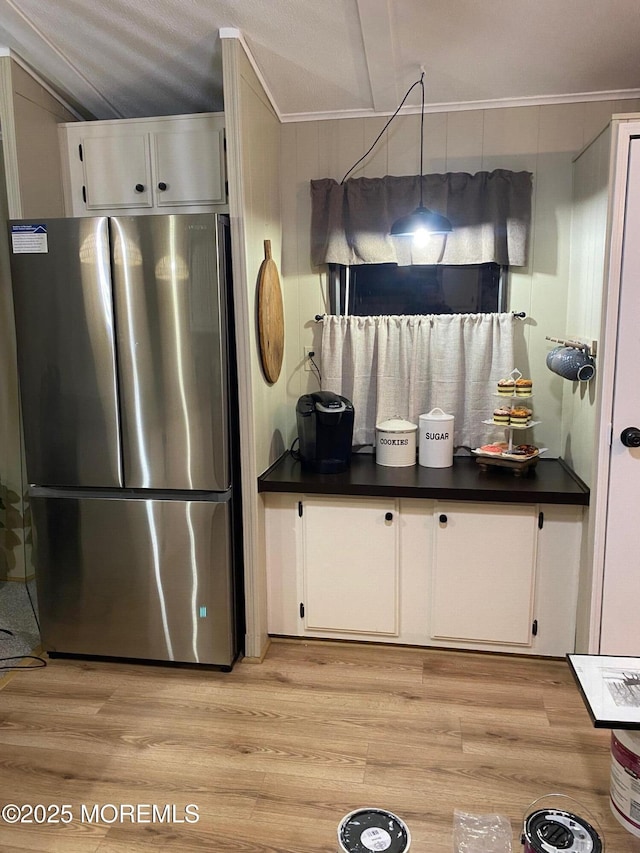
left=59, top=113, right=227, bottom=216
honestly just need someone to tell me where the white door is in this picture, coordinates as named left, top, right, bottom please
left=83, top=133, right=152, bottom=210
left=599, top=136, right=640, bottom=655
left=431, top=502, right=537, bottom=645
left=151, top=123, right=226, bottom=207
left=302, top=497, right=399, bottom=635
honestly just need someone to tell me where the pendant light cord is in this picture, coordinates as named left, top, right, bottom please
left=340, top=71, right=425, bottom=185
left=418, top=71, right=425, bottom=208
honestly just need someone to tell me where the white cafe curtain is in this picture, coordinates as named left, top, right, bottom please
left=320, top=313, right=516, bottom=448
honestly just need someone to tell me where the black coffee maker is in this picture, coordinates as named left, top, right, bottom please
left=296, top=391, right=354, bottom=473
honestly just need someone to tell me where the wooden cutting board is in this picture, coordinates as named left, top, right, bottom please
left=257, top=239, right=284, bottom=383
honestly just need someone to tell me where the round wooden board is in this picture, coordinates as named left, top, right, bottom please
left=257, top=240, right=284, bottom=383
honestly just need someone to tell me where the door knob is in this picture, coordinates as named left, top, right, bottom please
left=384, top=512, right=393, bottom=522
left=621, top=427, right=640, bottom=448
left=134, top=183, right=145, bottom=193
left=158, top=182, right=167, bottom=191
left=439, top=514, right=447, bottom=524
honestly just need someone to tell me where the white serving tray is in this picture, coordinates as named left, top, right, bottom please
left=482, top=420, right=541, bottom=429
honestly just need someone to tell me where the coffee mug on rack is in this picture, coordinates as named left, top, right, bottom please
left=546, top=346, right=563, bottom=371
left=548, top=346, right=596, bottom=381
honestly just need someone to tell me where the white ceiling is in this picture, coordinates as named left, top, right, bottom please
left=1, top=0, right=640, bottom=122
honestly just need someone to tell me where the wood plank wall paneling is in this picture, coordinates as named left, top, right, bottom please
left=11, top=59, right=71, bottom=219
left=233, top=43, right=286, bottom=476
left=563, top=124, right=613, bottom=486
left=1, top=641, right=639, bottom=852
left=222, top=37, right=284, bottom=659
left=387, top=113, right=421, bottom=176
left=0, top=149, right=22, bottom=583
left=282, top=98, right=640, bottom=466
left=0, top=56, right=71, bottom=582
left=445, top=110, right=484, bottom=173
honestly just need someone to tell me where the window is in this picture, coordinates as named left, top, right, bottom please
left=328, top=263, right=507, bottom=316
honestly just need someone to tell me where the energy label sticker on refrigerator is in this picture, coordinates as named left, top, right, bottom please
left=11, top=223, right=48, bottom=254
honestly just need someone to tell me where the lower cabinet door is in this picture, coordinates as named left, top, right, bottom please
left=431, top=501, right=537, bottom=646
left=302, top=497, right=399, bottom=636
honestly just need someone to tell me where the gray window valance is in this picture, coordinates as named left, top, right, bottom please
left=311, top=169, right=533, bottom=268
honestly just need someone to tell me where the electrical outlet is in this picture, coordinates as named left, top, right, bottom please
left=304, top=346, right=315, bottom=371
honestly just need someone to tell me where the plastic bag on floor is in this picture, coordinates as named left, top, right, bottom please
left=453, top=810, right=513, bottom=852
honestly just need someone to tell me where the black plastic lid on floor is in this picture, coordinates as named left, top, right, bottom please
left=338, top=808, right=410, bottom=853
left=523, top=809, right=602, bottom=853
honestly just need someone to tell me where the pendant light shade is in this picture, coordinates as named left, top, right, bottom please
left=390, top=205, right=452, bottom=236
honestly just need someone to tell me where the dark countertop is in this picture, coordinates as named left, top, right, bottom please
left=258, top=452, right=590, bottom=506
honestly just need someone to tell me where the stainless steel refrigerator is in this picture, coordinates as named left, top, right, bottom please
left=9, top=213, right=242, bottom=668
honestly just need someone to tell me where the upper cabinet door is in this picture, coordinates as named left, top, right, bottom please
left=152, top=124, right=226, bottom=207
left=83, top=133, right=153, bottom=210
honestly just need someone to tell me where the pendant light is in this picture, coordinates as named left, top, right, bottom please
left=390, top=71, right=452, bottom=237
left=340, top=68, right=452, bottom=237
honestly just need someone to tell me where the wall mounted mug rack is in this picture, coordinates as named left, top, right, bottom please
left=545, top=335, right=597, bottom=358
left=545, top=336, right=597, bottom=382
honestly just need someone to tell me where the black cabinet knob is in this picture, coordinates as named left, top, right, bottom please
left=621, top=427, right=640, bottom=448
left=158, top=181, right=167, bottom=191
left=439, top=514, right=448, bottom=524
left=385, top=512, right=393, bottom=522
left=134, top=183, right=145, bottom=193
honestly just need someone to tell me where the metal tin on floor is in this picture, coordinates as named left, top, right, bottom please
left=610, top=729, right=640, bottom=838
left=522, top=809, right=602, bottom=852
left=338, top=808, right=411, bottom=853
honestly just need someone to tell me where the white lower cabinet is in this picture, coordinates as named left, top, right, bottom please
left=302, top=496, right=399, bottom=636
left=430, top=502, right=536, bottom=646
left=263, top=493, right=583, bottom=656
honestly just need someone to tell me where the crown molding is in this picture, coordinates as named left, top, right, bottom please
left=279, top=88, right=640, bottom=124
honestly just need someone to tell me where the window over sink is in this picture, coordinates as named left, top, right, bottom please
left=328, top=262, right=507, bottom=316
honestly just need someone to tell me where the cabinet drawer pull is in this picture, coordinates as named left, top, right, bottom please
left=384, top=512, right=393, bottom=522
left=158, top=181, right=167, bottom=191
left=439, top=513, right=448, bottom=524
left=134, top=183, right=145, bottom=193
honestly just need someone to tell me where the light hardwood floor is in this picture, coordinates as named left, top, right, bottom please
left=0, top=639, right=639, bottom=852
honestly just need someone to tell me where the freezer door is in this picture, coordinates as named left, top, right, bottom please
left=31, top=494, right=236, bottom=666
left=110, top=215, right=230, bottom=491
left=9, top=218, right=122, bottom=487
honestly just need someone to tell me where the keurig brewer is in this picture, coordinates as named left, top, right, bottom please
left=296, top=391, right=354, bottom=473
